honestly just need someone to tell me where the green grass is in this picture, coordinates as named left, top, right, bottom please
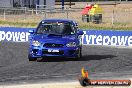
left=0, top=20, right=132, bottom=31
left=0, top=20, right=38, bottom=28
left=79, top=22, right=132, bottom=31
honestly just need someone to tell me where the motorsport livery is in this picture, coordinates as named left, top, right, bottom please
left=28, top=19, right=84, bottom=61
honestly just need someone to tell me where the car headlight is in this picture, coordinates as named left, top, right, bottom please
left=66, top=42, right=76, bottom=47
left=32, top=41, right=40, bottom=46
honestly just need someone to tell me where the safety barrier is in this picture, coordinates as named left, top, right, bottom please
left=0, top=27, right=132, bottom=46
left=82, top=30, right=132, bottom=46
left=0, top=27, right=33, bottom=42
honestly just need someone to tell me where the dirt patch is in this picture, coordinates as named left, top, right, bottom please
left=0, top=81, right=131, bottom=88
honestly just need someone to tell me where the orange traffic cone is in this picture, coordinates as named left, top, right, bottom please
left=81, top=67, right=89, bottom=78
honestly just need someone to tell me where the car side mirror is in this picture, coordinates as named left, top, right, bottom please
left=78, top=31, right=84, bottom=35
left=29, top=30, right=34, bottom=34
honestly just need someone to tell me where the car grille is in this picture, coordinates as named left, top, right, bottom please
left=43, top=43, right=64, bottom=48
left=42, top=49, right=64, bottom=55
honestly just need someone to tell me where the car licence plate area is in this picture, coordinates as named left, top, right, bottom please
left=42, top=49, right=64, bottom=55
left=48, top=49, right=59, bottom=52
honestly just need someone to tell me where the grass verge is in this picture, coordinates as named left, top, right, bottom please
left=0, top=20, right=132, bottom=31
left=80, top=22, right=132, bottom=31
left=0, top=20, right=38, bottom=28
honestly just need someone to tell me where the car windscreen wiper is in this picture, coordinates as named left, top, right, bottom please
left=36, top=32, right=44, bottom=34
left=47, top=33, right=63, bottom=36
left=62, top=31, right=75, bottom=35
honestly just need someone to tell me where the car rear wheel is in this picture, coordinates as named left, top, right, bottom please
left=28, top=54, right=37, bottom=61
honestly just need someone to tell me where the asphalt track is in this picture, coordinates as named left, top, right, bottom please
left=0, top=42, right=132, bottom=85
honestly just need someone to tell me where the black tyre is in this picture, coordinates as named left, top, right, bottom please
left=28, top=54, right=37, bottom=61
left=37, top=57, right=47, bottom=62
left=76, top=48, right=82, bottom=60
left=79, top=78, right=89, bottom=87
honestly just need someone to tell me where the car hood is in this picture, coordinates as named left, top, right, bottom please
left=32, top=34, right=76, bottom=44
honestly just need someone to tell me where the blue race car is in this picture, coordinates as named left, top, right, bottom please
left=28, top=19, right=84, bottom=61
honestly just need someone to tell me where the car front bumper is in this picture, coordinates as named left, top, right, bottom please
left=29, top=46, right=80, bottom=58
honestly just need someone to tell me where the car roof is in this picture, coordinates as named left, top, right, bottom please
left=41, top=19, right=77, bottom=26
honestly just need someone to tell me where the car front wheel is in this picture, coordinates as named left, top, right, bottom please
left=76, top=48, right=82, bottom=60
left=28, top=54, right=37, bottom=61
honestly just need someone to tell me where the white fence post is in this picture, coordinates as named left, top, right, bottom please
left=24, top=7, right=27, bottom=21
left=112, top=9, right=114, bottom=25
left=36, top=4, right=38, bottom=14
left=4, top=10, right=6, bottom=20
left=66, top=8, right=69, bottom=19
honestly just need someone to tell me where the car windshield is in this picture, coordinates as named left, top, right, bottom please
left=36, top=22, right=75, bottom=35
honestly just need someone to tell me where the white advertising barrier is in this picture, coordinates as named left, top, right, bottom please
left=0, top=27, right=31, bottom=42
left=0, top=27, right=132, bottom=46
left=82, top=30, right=132, bottom=46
